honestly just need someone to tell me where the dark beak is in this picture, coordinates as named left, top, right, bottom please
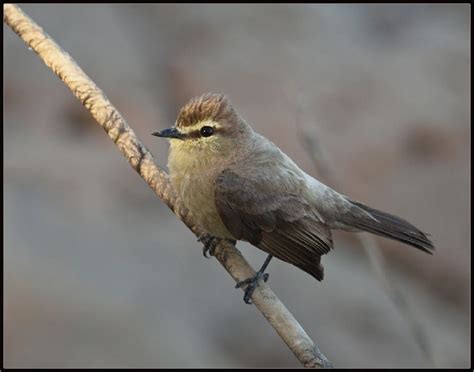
left=151, top=127, right=185, bottom=140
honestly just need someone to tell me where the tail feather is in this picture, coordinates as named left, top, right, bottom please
left=347, top=200, right=435, bottom=254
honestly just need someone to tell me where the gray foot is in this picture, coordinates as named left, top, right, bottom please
left=197, top=234, right=220, bottom=258
left=235, top=271, right=270, bottom=304
left=197, top=235, right=236, bottom=258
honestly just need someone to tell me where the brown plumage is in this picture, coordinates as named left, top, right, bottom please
left=176, top=93, right=238, bottom=129
left=152, top=93, right=434, bottom=302
left=214, top=169, right=332, bottom=281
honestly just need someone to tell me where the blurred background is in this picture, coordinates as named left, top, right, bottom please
left=4, top=4, right=470, bottom=368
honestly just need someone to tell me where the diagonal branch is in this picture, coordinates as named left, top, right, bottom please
left=4, top=4, right=332, bottom=368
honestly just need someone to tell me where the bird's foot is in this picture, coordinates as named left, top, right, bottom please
left=198, top=235, right=236, bottom=258
left=198, top=234, right=220, bottom=258
left=235, top=271, right=270, bottom=304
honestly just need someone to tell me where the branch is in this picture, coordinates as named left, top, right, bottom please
left=4, top=4, right=332, bottom=368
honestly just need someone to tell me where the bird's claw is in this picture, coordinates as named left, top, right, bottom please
left=235, top=271, right=270, bottom=304
left=198, top=234, right=220, bottom=258
left=198, top=235, right=236, bottom=258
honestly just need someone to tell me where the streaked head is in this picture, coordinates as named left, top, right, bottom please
left=152, top=93, right=250, bottom=156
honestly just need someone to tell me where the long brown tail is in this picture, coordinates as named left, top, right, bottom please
left=345, top=200, right=435, bottom=254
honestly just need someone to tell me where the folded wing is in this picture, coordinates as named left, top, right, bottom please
left=214, top=169, right=333, bottom=280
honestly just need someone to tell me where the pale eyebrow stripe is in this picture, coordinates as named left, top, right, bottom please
left=179, top=120, right=222, bottom=134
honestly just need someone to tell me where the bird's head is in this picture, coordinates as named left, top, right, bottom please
left=152, top=93, right=251, bottom=159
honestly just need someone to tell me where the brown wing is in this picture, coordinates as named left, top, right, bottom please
left=214, top=169, right=333, bottom=280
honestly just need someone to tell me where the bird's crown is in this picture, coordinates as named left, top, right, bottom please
left=176, top=93, right=237, bottom=128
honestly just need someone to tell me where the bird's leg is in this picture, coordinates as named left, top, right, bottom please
left=235, top=254, right=273, bottom=304
left=198, top=234, right=236, bottom=258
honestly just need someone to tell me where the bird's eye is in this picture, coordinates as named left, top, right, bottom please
left=200, top=126, right=214, bottom=137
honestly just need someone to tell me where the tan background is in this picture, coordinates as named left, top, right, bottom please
left=4, top=4, right=470, bottom=368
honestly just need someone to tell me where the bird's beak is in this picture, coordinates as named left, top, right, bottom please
left=151, top=127, right=185, bottom=140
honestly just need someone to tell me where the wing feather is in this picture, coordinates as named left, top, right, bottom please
left=214, top=169, right=333, bottom=280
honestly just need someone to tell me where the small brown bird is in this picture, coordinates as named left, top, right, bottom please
left=152, top=93, right=434, bottom=303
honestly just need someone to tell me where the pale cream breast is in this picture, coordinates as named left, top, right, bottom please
left=168, top=140, right=235, bottom=239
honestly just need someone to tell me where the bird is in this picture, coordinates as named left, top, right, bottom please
left=152, top=93, right=434, bottom=304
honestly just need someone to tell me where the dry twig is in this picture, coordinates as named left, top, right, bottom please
left=4, top=4, right=332, bottom=368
